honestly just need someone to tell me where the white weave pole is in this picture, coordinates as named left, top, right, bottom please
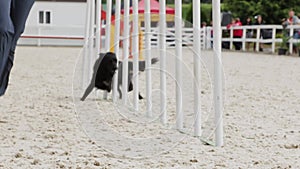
left=95, top=0, right=102, bottom=59
left=132, top=0, right=140, bottom=110
left=112, top=0, right=121, bottom=102
left=145, top=0, right=152, bottom=117
left=88, top=0, right=95, bottom=80
left=193, top=0, right=201, bottom=137
left=159, top=0, right=167, bottom=124
left=105, top=0, right=112, bottom=52
left=122, top=0, right=130, bottom=104
left=103, top=0, right=112, bottom=99
left=82, top=0, right=91, bottom=89
left=175, top=0, right=183, bottom=131
left=212, top=0, right=224, bottom=147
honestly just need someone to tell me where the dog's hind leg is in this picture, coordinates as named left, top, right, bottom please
left=81, top=82, right=94, bottom=101
left=128, top=81, right=133, bottom=91
left=118, top=86, right=122, bottom=99
left=138, top=92, right=143, bottom=100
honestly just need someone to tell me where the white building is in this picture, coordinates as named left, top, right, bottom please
left=19, top=0, right=87, bottom=46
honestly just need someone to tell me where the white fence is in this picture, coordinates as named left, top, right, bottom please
left=140, top=27, right=208, bottom=49
left=146, top=25, right=300, bottom=54
left=19, top=25, right=85, bottom=46
left=20, top=24, right=300, bottom=54
left=215, top=24, right=300, bottom=54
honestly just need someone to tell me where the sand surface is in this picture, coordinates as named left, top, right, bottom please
left=0, top=46, right=299, bottom=168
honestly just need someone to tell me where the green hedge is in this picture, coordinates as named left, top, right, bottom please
left=185, top=3, right=213, bottom=26
left=167, top=4, right=190, bottom=19
left=167, top=3, right=213, bottom=26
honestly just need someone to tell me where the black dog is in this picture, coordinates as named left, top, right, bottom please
left=117, top=58, right=159, bottom=99
left=81, top=52, right=117, bottom=101
left=80, top=52, right=158, bottom=101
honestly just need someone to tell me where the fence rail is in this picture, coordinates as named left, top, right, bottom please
left=21, top=24, right=300, bottom=54
left=139, top=27, right=206, bottom=48
left=216, top=24, right=300, bottom=54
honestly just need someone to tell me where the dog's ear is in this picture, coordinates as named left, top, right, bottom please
left=105, top=52, right=116, bottom=58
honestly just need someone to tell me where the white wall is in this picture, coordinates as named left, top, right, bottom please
left=19, top=2, right=87, bottom=46
left=27, top=1, right=87, bottom=26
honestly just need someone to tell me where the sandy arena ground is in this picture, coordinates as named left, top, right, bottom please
left=0, top=46, right=299, bottom=168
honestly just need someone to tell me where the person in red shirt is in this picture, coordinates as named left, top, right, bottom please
left=227, top=18, right=243, bottom=50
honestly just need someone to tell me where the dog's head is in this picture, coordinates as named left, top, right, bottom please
left=103, top=52, right=118, bottom=74
left=93, top=52, right=119, bottom=91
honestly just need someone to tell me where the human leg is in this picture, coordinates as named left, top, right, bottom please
left=10, top=0, right=35, bottom=51
left=233, top=36, right=241, bottom=50
left=0, top=0, right=14, bottom=96
left=0, top=0, right=34, bottom=96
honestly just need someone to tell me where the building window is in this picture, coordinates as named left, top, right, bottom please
left=38, top=11, right=51, bottom=24
left=45, top=11, right=51, bottom=24
left=39, top=11, right=44, bottom=24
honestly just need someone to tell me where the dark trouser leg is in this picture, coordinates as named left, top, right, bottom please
left=233, top=36, right=242, bottom=50
left=0, top=0, right=34, bottom=96
left=10, top=0, right=35, bottom=51
left=0, top=0, right=14, bottom=96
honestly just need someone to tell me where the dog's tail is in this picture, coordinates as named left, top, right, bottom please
left=138, top=58, right=159, bottom=72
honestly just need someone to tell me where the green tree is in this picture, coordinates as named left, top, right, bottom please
left=223, top=0, right=300, bottom=24
left=185, top=3, right=212, bottom=26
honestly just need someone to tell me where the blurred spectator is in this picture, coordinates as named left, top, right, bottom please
left=285, top=10, right=300, bottom=25
left=282, top=10, right=300, bottom=53
left=201, top=21, right=207, bottom=28
left=254, top=15, right=265, bottom=51
left=244, top=17, right=253, bottom=51
left=283, top=10, right=300, bottom=39
left=210, top=20, right=213, bottom=48
left=227, top=18, right=243, bottom=50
